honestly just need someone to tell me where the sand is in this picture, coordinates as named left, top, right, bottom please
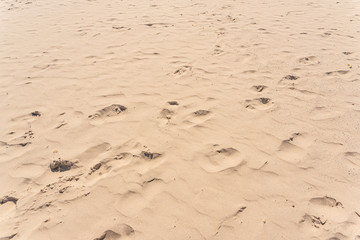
left=0, top=0, right=360, bottom=239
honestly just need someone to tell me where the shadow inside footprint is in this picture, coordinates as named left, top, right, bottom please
left=141, top=151, right=161, bottom=160
left=252, top=85, right=267, bottom=92
left=88, top=104, right=127, bottom=119
left=193, top=110, right=211, bottom=116
left=258, top=98, right=271, bottom=104
left=160, top=109, right=174, bottom=119
left=31, top=111, right=41, bottom=117
left=298, top=56, right=320, bottom=65
left=168, top=101, right=179, bottom=105
left=49, top=159, right=74, bottom=172
left=93, top=230, right=120, bottom=240
left=283, top=75, right=299, bottom=80
left=0, top=196, right=18, bottom=205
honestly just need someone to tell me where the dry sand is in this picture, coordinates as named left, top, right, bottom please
left=0, top=0, right=360, bottom=239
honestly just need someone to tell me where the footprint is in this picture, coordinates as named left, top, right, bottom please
left=112, top=26, right=131, bottom=31
left=252, top=85, right=267, bottom=92
left=0, top=196, right=18, bottom=205
left=245, top=98, right=273, bottom=110
left=258, top=98, right=270, bottom=104
left=174, top=66, right=192, bottom=75
left=94, top=230, right=120, bottom=240
left=89, top=163, right=102, bottom=175
left=298, top=56, right=320, bottom=65
left=160, top=109, right=174, bottom=119
left=201, top=147, right=245, bottom=172
left=213, top=45, right=224, bottom=55
left=193, top=110, right=211, bottom=116
left=310, top=196, right=343, bottom=207
left=141, top=151, right=161, bottom=160
left=49, top=159, right=75, bottom=172
left=300, top=214, right=327, bottom=228
left=325, top=70, right=349, bottom=75
left=88, top=104, right=127, bottom=119
left=0, top=233, right=17, bottom=240
left=31, top=111, right=41, bottom=117
left=226, top=15, right=237, bottom=22
left=94, top=225, right=134, bottom=239
left=168, top=101, right=179, bottom=106
left=283, top=75, right=299, bottom=80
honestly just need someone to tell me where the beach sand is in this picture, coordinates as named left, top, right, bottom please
left=0, top=0, right=360, bottom=239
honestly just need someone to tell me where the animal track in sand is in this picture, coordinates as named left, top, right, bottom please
left=49, top=159, right=75, bottom=172
left=252, top=85, right=267, bottom=92
left=88, top=104, right=127, bottom=119
left=309, top=196, right=343, bottom=207
left=298, top=56, right=320, bottom=65
left=343, top=51, right=352, bottom=55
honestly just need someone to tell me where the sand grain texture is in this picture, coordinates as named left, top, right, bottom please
left=0, top=0, right=360, bottom=239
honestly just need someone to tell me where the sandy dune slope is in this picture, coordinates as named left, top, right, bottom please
left=0, top=0, right=360, bottom=239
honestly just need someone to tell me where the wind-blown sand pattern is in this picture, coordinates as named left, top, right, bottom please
left=0, top=0, right=360, bottom=239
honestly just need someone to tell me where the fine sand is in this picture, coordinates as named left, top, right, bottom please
left=1, top=0, right=360, bottom=239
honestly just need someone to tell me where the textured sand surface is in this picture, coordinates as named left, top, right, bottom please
left=1, top=0, right=360, bottom=239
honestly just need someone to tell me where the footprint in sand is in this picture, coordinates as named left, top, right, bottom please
left=283, top=75, right=299, bottom=80
left=193, top=110, right=211, bottom=116
left=199, top=146, right=246, bottom=173
left=309, top=196, right=343, bottom=207
left=300, top=214, right=327, bottom=228
left=213, top=45, right=224, bottom=55
left=159, top=109, right=174, bottom=120
left=298, top=56, right=320, bottom=65
left=277, top=132, right=315, bottom=163
left=325, top=70, right=349, bottom=75
left=182, top=109, right=213, bottom=127
left=49, top=159, right=75, bottom=172
left=252, top=85, right=267, bottom=92
left=88, top=104, right=127, bottom=119
left=244, top=98, right=273, bottom=110
left=141, top=151, right=162, bottom=160
left=0, top=196, right=18, bottom=205
left=0, top=233, right=17, bottom=240
left=174, top=66, right=192, bottom=76
left=89, top=162, right=102, bottom=175
left=94, top=225, right=134, bottom=240
left=31, top=111, right=41, bottom=117
left=168, top=101, right=179, bottom=106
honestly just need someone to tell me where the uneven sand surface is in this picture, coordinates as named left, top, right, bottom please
left=1, top=0, right=360, bottom=239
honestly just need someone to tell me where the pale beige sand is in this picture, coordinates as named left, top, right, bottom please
left=0, top=0, right=360, bottom=239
